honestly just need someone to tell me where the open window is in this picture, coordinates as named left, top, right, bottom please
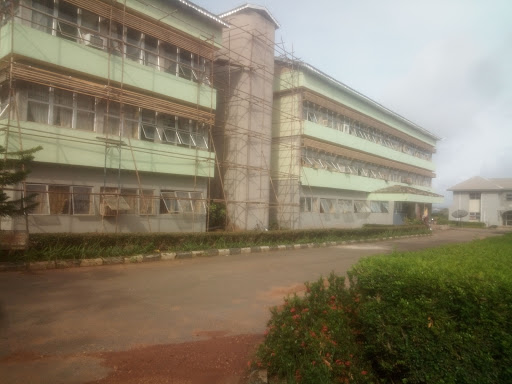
left=100, top=187, right=131, bottom=216
left=354, top=200, right=371, bottom=213
left=337, top=199, right=353, bottom=213
left=320, top=198, right=335, bottom=214
left=139, top=190, right=155, bottom=215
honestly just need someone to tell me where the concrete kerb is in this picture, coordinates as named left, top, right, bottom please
left=2, top=232, right=432, bottom=272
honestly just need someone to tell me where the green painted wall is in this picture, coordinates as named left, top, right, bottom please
left=3, top=23, right=216, bottom=109
left=369, top=192, right=443, bottom=204
left=301, top=167, right=438, bottom=199
left=1, top=120, right=215, bottom=178
left=303, top=121, right=435, bottom=172
left=274, top=66, right=437, bottom=147
left=0, top=21, right=12, bottom=58
left=302, top=72, right=436, bottom=146
left=124, top=0, right=223, bottom=48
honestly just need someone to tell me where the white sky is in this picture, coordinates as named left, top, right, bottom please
left=193, top=0, right=512, bottom=206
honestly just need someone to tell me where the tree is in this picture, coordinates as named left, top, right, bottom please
left=0, top=145, right=42, bottom=217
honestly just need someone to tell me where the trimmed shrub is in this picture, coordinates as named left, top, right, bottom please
left=257, top=234, right=512, bottom=383
left=1, top=225, right=429, bottom=262
left=256, top=274, right=374, bottom=383
left=447, top=220, right=486, bottom=228
left=349, top=234, right=512, bottom=383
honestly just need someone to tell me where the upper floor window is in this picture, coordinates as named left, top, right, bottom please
left=302, top=100, right=433, bottom=161
left=25, top=184, right=94, bottom=215
left=1, top=84, right=11, bottom=119
left=26, top=83, right=95, bottom=131
left=27, top=0, right=212, bottom=86
left=469, top=193, right=481, bottom=200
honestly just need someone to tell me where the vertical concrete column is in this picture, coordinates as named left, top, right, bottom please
left=214, top=8, right=277, bottom=230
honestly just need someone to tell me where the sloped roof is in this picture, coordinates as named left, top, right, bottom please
left=374, top=185, right=443, bottom=197
left=219, top=4, right=280, bottom=29
left=447, top=176, right=512, bottom=191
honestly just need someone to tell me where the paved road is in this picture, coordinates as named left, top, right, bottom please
left=0, top=228, right=505, bottom=383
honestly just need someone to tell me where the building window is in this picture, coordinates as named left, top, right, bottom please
left=337, top=199, right=352, bottom=213
left=469, top=193, right=481, bottom=200
left=140, top=109, right=159, bottom=142
left=27, top=83, right=50, bottom=124
left=25, top=82, right=97, bottom=131
left=27, top=1, right=213, bottom=86
left=319, top=198, right=335, bottom=214
left=300, top=197, right=314, bottom=212
left=101, top=188, right=154, bottom=215
left=302, top=100, right=433, bottom=161
left=57, top=0, right=78, bottom=41
left=76, top=94, right=95, bottom=131
left=25, top=184, right=49, bottom=215
left=394, top=202, right=407, bottom=213
left=53, top=88, right=74, bottom=128
left=506, top=193, right=512, bottom=201
left=159, top=191, right=205, bottom=214
left=354, top=200, right=371, bottom=213
left=120, top=188, right=138, bottom=214
left=140, top=190, right=155, bottom=215
left=31, top=0, right=54, bottom=34
left=469, top=212, right=481, bottom=221
left=26, top=184, right=93, bottom=215
left=0, top=84, right=10, bottom=119
left=370, top=201, right=381, bottom=213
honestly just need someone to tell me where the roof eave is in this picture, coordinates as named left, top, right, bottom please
left=219, top=3, right=280, bottom=29
left=177, top=0, right=229, bottom=27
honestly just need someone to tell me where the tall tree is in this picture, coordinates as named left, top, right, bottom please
left=0, top=145, right=42, bottom=217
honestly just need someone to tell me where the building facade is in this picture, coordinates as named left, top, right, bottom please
left=1, top=1, right=442, bottom=234
left=0, top=0, right=225, bottom=233
left=448, top=177, right=512, bottom=227
left=271, top=60, right=442, bottom=229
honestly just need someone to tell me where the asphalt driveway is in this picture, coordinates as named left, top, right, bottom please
left=0, top=228, right=505, bottom=383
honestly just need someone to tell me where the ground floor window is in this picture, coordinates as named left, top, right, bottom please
left=319, top=198, right=336, bottom=213
left=25, top=184, right=93, bottom=215
left=337, top=199, right=352, bottom=213
left=370, top=201, right=389, bottom=213
left=504, top=212, right=512, bottom=226
left=469, top=212, right=481, bottom=221
left=354, top=200, right=371, bottom=213
left=159, top=191, right=206, bottom=214
left=100, top=187, right=155, bottom=215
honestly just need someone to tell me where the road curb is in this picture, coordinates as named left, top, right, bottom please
left=0, top=233, right=433, bottom=272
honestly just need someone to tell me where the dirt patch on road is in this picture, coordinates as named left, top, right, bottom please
left=89, top=334, right=263, bottom=384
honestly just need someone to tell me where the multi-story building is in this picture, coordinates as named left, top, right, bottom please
left=0, top=0, right=225, bottom=233
left=271, top=59, right=442, bottom=229
left=448, top=176, right=512, bottom=227
left=1, top=1, right=442, bottom=234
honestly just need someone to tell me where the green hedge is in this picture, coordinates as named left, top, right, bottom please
left=1, top=225, right=428, bottom=262
left=349, top=234, right=512, bottom=383
left=447, top=220, right=486, bottom=228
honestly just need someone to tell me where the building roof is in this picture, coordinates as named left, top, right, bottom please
left=447, top=176, right=512, bottom=191
left=176, top=0, right=229, bottom=27
left=219, top=4, right=280, bottom=29
left=275, top=57, right=441, bottom=141
left=374, top=185, right=443, bottom=197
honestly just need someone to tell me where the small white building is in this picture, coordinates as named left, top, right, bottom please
left=448, top=177, right=512, bottom=227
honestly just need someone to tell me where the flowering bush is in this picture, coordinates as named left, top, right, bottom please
left=255, top=273, right=374, bottom=383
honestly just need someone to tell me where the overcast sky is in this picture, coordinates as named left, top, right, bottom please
left=194, top=0, right=512, bottom=207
